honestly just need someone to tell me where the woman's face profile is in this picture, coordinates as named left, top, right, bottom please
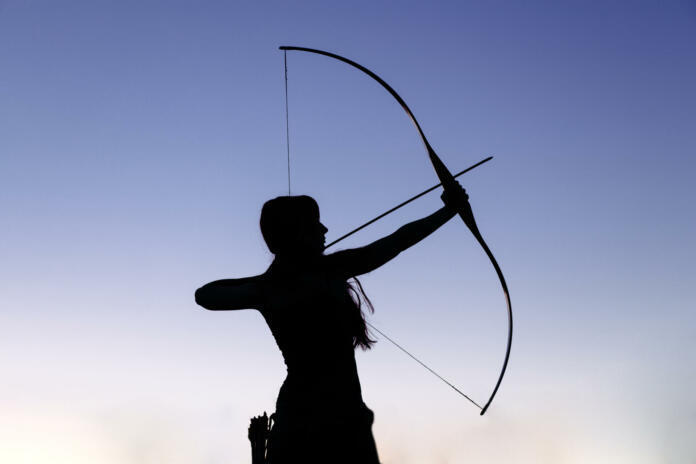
left=261, top=196, right=328, bottom=256
left=297, top=215, right=328, bottom=255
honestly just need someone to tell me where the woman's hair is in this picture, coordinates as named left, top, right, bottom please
left=260, top=195, right=319, bottom=255
left=260, top=195, right=376, bottom=350
left=347, top=277, right=376, bottom=350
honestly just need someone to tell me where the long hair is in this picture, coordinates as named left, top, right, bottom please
left=347, top=277, right=376, bottom=350
left=260, top=196, right=376, bottom=350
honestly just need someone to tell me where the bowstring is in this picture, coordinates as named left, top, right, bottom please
left=366, top=322, right=483, bottom=410
left=284, top=50, right=291, bottom=195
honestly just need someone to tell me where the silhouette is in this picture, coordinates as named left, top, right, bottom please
left=196, top=188, right=467, bottom=464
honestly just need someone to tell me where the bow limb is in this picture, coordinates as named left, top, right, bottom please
left=463, top=210, right=513, bottom=416
left=280, top=45, right=512, bottom=416
left=434, top=152, right=513, bottom=416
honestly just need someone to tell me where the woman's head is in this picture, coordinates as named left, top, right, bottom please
left=260, top=195, right=327, bottom=256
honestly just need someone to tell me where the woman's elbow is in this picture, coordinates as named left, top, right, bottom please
left=195, top=287, right=216, bottom=310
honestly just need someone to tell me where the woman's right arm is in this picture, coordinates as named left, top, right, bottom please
left=195, top=275, right=265, bottom=310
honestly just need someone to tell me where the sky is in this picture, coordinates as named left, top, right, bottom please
left=1, top=1, right=695, bottom=463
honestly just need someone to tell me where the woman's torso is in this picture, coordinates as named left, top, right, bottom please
left=259, top=256, right=364, bottom=415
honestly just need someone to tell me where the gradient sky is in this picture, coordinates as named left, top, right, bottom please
left=1, top=1, right=694, bottom=463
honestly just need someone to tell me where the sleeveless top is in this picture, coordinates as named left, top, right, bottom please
left=259, top=255, right=365, bottom=418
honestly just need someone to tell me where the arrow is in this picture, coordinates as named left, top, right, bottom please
left=325, top=156, right=492, bottom=249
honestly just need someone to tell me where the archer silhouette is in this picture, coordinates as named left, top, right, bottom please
left=195, top=186, right=468, bottom=464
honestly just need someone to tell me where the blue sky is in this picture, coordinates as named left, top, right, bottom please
left=1, top=1, right=695, bottom=462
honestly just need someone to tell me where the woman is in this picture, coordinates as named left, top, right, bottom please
left=195, top=186, right=467, bottom=463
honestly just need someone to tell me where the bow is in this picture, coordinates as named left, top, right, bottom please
left=280, top=46, right=512, bottom=416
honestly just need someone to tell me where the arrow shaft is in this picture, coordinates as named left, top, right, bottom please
left=324, top=156, right=492, bottom=249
